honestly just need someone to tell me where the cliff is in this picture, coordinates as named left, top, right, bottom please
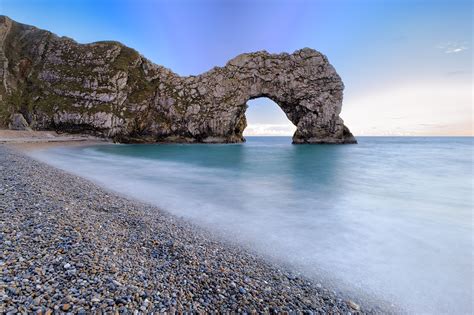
left=0, top=16, right=356, bottom=144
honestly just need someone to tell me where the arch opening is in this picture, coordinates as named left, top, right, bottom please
left=242, top=97, right=297, bottom=138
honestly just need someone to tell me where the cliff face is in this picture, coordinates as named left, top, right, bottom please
left=0, top=16, right=356, bottom=144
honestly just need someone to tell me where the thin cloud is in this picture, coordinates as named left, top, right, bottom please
left=445, top=70, right=470, bottom=77
left=389, top=116, right=409, bottom=120
left=418, top=123, right=446, bottom=127
left=437, top=41, right=469, bottom=54
left=244, top=124, right=296, bottom=136
left=343, top=80, right=473, bottom=136
left=446, top=47, right=466, bottom=53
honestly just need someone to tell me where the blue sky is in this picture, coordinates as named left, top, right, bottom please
left=1, top=0, right=472, bottom=135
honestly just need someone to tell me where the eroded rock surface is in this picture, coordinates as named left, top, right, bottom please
left=8, top=113, right=31, bottom=131
left=0, top=16, right=356, bottom=144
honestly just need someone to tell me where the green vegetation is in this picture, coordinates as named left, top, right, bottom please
left=112, top=45, right=138, bottom=72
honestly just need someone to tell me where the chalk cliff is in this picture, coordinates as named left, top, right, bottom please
left=0, top=16, right=356, bottom=144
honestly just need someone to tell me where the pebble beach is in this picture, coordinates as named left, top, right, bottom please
left=0, top=143, right=387, bottom=314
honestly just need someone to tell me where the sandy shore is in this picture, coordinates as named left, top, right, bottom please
left=0, top=135, right=390, bottom=313
left=0, top=129, right=108, bottom=150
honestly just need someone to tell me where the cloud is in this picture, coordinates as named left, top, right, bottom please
left=243, top=123, right=296, bottom=136
left=446, top=48, right=466, bottom=53
left=437, top=41, right=469, bottom=54
left=445, top=70, right=470, bottom=77
left=342, top=80, right=473, bottom=136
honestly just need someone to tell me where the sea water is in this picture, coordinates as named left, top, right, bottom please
left=30, top=137, right=473, bottom=314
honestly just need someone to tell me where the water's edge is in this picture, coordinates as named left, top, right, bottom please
left=26, top=137, right=473, bottom=314
left=3, top=145, right=391, bottom=313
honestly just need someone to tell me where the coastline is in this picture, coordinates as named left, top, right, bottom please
left=0, top=129, right=108, bottom=151
left=1, top=136, right=390, bottom=313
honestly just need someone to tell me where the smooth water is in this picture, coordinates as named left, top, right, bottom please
left=31, top=137, right=473, bottom=314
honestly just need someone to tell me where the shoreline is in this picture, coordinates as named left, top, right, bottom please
left=0, top=129, right=109, bottom=151
left=1, top=137, right=392, bottom=313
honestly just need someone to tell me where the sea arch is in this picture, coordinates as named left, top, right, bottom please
left=175, top=48, right=357, bottom=144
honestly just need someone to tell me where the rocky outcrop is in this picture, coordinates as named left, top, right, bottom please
left=8, top=113, right=31, bottom=130
left=0, top=16, right=356, bottom=144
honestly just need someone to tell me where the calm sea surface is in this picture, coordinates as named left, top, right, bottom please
left=31, top=137, right=473, bottom=314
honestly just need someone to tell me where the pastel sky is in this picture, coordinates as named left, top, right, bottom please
left=1, top=0, right=472, bottom=135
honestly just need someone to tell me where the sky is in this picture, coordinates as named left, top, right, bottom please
left=1, top=0, right=472, bottom=136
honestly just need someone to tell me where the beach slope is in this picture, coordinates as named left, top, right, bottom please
left=0, top=144, right=379, bottom=313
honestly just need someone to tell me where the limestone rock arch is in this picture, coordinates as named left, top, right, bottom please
left=0, top=16, right=356, bottom=144
left=163, top=48, right=356, bottom=144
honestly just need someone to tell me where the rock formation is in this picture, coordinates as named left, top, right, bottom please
left=8, top=113, right=31, bottom=131
left=0, top=16, right=356, bottom=144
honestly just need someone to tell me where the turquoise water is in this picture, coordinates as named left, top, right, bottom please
left=32, top=137, right=473, bottom=314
